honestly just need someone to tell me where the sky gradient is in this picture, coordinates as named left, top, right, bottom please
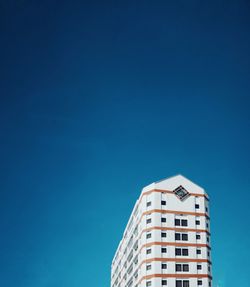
left=1, top=1, right=250, bottom=287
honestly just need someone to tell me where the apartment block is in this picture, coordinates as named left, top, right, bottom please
left=111, top=175, right=212, bottom=287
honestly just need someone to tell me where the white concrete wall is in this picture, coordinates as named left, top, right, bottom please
left=111, top=175, right=212, bottom=287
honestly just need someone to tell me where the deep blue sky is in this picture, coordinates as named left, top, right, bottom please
left=1, top=1, right=250, bottom=286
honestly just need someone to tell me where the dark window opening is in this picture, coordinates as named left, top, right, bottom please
left=175, top=219, right=180, bottom=226
left=175, top=233, right=181, bottom=240
left=182, top=234, right=188, bottom=241
left=181, top=219, right=188, bottom=226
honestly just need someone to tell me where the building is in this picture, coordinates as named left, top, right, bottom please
left=111, top=175, right=212, bottom=287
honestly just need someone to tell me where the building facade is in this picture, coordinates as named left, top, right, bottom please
left=111, top=175, right=212, bottom=287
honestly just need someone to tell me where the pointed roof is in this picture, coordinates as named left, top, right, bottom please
left=142, top=174, right=208, bottom=197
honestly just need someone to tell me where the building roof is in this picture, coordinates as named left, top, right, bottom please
left=142, top=174, right=208, bottom=198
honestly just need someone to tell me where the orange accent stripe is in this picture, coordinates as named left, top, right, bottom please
left=139, top=257, right=211, bottom=266
left=138, top=189, right=209, bottom=206
left=143, top=209, right=208, bottom=217
left=138, top=209, right=210, bottom=227
left=142, top=226, right=209, bottom=234
left=138, top=273, right=212, bottom=283
left=138, top=226, right=210, bottom=242
left=140, top=241, right=210, bottom=252
left=155, top=188, right=209, bottom=199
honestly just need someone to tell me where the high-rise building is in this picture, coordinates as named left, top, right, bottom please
left=111, top=175, right=212, bottom=287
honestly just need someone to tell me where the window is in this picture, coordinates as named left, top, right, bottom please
left=175, top=233, right=181, bottom=240
left=196, top=234, right=201, bottom=240
left=207, top=251, right=210, bottom=256
left=146, top=218, right=151, bottom=224
left=207, top=236, right=209, bottom=242
left=146, top=233, right=151, bottom=239
left=161, top=217, right=166, bottom=223
left=162, top=263, right=167, bottom=269
left=197, top=249, right=201, bottom=255
left=182, top=249, right=188, bottom=256
left=195, top=204, right=200, bottom=209
left=175, top=233, right=188, bottom=241
left=176, top=264, right=182, bottom=271
left=161, top=232, right=167, bottom=238
left=162, top=280, right=167, bottom=285
left=206, top=207, right=208, bottom=212
left=206, top=223, right=209, bottom=228
left=196, top=220, right=200, bottom=225
left=197, top=264, right=202, bottom=270
left=198, top=280, right=202, bottom=285
left=176, top=218, right=189, bottom=226
left=208, top=265, right=211, bottom=272
left=181, top=219, right=188, bottom=226
left=175, top=248, right=181, bottom=256
left=146, top=281, right=152, bottom=287
left=134, top=241, right=138, bottom=251
left=176, top=248, right=188, bottom=256
left=174, top=185, right=190, bottom=200
left=127, top=250, right=133, bottom=263
left=147, top=201, right=151, bottom=207
left=175, top=219, right=180, bottom=226
left=146, top=249, right=151, bottom=254
left=161, top=200, right=166, bottom=205
left=182, top=234, right=188, bottom=241
left=176, top=280, right=189, bottom=287
left=176, top=264, right=189, bottom=271
left=162, top=247, right=167, bottom=253
left=146, top=264, right=151, bottom=270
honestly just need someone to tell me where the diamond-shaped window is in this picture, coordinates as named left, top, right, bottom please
left=173, top=185, right=190, bottom=201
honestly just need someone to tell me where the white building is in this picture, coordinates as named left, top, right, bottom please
left=111, top=175, right=212, bottom=287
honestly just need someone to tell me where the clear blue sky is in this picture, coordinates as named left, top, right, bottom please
left=0, top=1, right=250, bottom=286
